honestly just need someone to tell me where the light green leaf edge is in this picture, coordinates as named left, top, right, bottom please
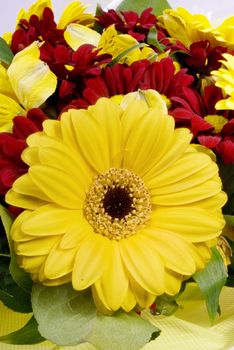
left=224, top=215, right=234, bottom=226
left=117, top=0, right=171, bottom=16
left=0, top=37, right=14, bottom=65
left=193, top=246, right=228, bottom=322
left=0, top=316, right=45, bottom=344
left=32, top=284, right=160, bottom=349
left=147, top=27, right=165, bottom=52
left=108, top=42, right=147, bottom=66
left=0, top=205, right=32, bottom=292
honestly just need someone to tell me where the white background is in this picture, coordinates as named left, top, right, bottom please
left=0, top=0, right=234, bottom=34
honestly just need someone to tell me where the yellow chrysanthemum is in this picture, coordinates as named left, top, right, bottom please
left=64, top=24, right=155, bottom=65
left=159, top=7, right=234, bottom=49
left=212, top=53, right=234, bottom=110
left=7, top=95, right=226, bottom=312
left=0, top=42, right=57, bottom=131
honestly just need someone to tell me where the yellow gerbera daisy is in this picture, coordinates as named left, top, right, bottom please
left=159, top=7, right=234, bottom=49
left=6, top=95, right=226, bottom=312
left=212, top=53, right=234, bottom=110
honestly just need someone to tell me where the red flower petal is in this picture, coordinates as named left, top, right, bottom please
left=198, top=135, right=221, bottom=148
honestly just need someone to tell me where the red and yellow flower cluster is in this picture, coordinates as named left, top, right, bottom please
left=1, top=0, right=234, bottom=204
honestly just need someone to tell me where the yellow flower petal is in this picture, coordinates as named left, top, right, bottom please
left=119, top=235, right=165, bottom=295
left=143, top=229, right=197, bottom=275
left=120, top=287, right=137, bottom=312
left=11, top=173, right=50, bottom=202
left=146, top=149, right=216, bottom=190
left=0, top=93, right=25, bottom=131
left=43, top=242, right=77, bottom=280
left=151, top=179, right=222, bottom=206
left=20, top=255, right=46, bottom=275
left=94, top=240, right=129, bottom=311
left=16, top=0, right=52, bottom=24
left=64, top=24, right=101, bottom=51
left=150, top=207, right=225, bottom=242
left=43, top=119, right=62, bottom=139
left=29, top=165, right=85, bottom=209
left=7, top=42, right=57, bottom=110
left=59, top=222, right=91, bottom=250
left=142, top=128, right=192, bottom=181
left=72, top=234, right=111, bottom=290
left=62, top=106, right=120, bottom=173
left=11, top=210, right=33, bottom=242
left=21, top=205, right=82, bottom=236
left=6, top=189, right=48, bottom=211
left=129, top=278, right=156, bottom=308
left=0, top=65, right=17, bottom=100
left=164, top=269, right=183, bottom=296
left=57, top=1, right=94, bottom=29
left=120, top=89, right=168, bottom=113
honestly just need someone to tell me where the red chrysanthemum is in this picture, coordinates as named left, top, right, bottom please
left=11, top=7, right=66, bottom=54
left=182, top=40, right=227, bottom=77
left=71, top=57, right=194, bottom=109
left=96, top=7, right=156, bottom=41
left=171, top=85, right=234, bottom=163
left=0, top=109, right=48, bottom=198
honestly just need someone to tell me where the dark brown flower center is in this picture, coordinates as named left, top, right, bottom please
left=84, top=168, right=151, bottom=240
left=103, top=187, right=133, bottom=219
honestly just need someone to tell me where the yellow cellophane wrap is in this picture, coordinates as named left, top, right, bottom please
left=0, top=285, right=233, bottom=350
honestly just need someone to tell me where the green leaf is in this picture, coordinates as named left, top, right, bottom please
left=146, top=27, right=165, bottom=52
left=155, top=294, right=179, bottom=316
left=0, top=205, right=32, bottom=292
left=0, top=37, right=14, bottom=65
left=193, top=246, right=228, bottom=322
left=0, top=316, right=45, bottom=344
left=224, top=215, right=234, bottom=226
left=94, top=4, right=104, bottom=33
left=0, top=283, right=32, bottom=313
left=117, top=0, right=171, bottom=16
left=32, top=284, right=159, bottom=349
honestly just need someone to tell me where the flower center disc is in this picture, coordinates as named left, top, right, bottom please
left=84, top=168, right=151, bottom=240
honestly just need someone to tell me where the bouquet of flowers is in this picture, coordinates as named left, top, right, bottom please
left=0, top=0, right=233, bottom=349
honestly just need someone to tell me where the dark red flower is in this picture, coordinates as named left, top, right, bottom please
left=96, top=8, right=156, bottom=41
left=11, top=7, right=66, bottom=54
left=0, top=109, right=48, bottom=196
left=73, top=57, right=194, bottom=109
left=171, top=85, right=234, bottom=163
left=183, top=40, right=227, bottom=77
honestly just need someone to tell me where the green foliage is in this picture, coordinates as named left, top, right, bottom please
left=117, top=0, right=171, bottom=15
left=0, top=205, right=32, bottom=292
left=155, top=294, right=179, bottom=316
left=0, top=37, right=14, bottom=65
left=0, top=205, right=32, bottom=313
left=146, top=27, right=165, bottom=52
left=193, top=247, right=228, bottom=322
left=0, top=316, right=44, bottom=344
left=32, top=284, right=160, bottom=349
